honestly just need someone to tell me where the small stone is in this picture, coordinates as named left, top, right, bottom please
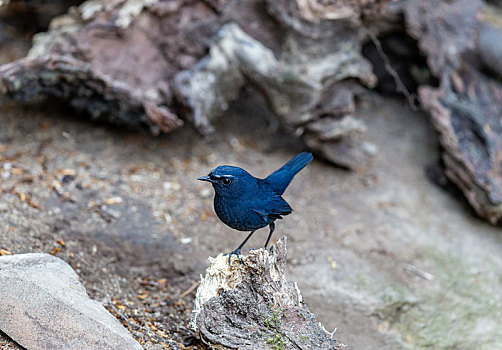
left=199, top=187, right=212, bottom=198
left=101, top=206, right=121, bottom=219
left=362, top=142, right=378, bottom=157
left=163, top=181, right=181, bottom=192
left=180, top=237, right=193, bottom=245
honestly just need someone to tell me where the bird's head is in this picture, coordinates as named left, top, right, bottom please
left=197, top=166, right=255, bottom=197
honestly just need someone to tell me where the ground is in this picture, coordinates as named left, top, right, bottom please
left=1, top=84, right=502, bottom=349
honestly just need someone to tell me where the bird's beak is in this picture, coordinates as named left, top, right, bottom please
left=197, top=176, right=213, bottom=183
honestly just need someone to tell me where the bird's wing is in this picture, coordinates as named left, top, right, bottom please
left=252, top=192, right=292, bottom=221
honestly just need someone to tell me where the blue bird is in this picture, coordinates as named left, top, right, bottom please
left=197, top=152, right=313, bottom=263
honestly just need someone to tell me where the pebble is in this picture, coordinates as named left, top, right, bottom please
left=101, top=206, right=121, bottom=219
left=362, top=142, right=378, bottom=157
left=180, top=237, right=193, bottom=245
left=199, top=187, right=212, bottom=198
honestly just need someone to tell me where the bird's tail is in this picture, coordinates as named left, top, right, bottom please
left=264, top=152, right=313, bottom=195
left=281, top=152, right=314, bottom=174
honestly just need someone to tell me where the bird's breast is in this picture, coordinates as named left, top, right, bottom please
left=214, top=194, right=268, bottom=231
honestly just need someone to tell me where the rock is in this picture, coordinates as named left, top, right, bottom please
left=193, top=237, right=343, bottom=349
left=0, top=253, right=142, bottom=350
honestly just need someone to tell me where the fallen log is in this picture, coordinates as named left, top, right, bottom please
left=405, top=0, right=502, bottom=224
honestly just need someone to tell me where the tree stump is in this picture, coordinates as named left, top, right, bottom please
left=192, top=237, right=343, bottom=349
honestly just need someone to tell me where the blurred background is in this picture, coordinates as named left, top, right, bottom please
left=1, top=0, right=502, bottom=349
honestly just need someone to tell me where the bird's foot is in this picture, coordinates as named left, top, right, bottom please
left=225, top=248, right=242, bottom=265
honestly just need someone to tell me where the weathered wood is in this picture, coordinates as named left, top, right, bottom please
left=405, top=0, right=502, bottom=224
left=192, top=237, right=343, bottom=349
left=0, top=0, right=389, bottom=168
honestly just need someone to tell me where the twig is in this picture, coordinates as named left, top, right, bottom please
left=179, top=281, right=200, bottom=299
left=73, top=253, right=92, bottom=268
left=404, top=263, right=434, bottom=281
left=363, top=27, right=418, bottom=110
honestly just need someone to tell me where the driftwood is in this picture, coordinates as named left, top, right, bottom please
left=192, top=237, right=343, bottom=349
left=0, top=0, right=390, bottom=166
left=1, top=0, right=502, bottom=223
left=404, top=0, right=502, bottom=224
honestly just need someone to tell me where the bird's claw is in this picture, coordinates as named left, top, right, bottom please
left=225, top=248, right=242, bottom=265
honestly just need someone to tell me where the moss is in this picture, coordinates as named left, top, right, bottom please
left=264, top=308, right=283, bottom=329
left=394, top=247, right=502, bottom=349
left=267, top=330, right=285, bottom=350
left=264, top=308, right=286, bottom=349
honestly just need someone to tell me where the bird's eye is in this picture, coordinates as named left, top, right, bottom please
left=222, top=178, right=231, bottom=185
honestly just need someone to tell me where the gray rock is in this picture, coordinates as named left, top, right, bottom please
left=0, top=253, right=142, bottom=350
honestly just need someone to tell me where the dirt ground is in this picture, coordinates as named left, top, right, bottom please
left=1, top=8, right=502, bottom=348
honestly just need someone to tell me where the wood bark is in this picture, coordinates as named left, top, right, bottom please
left=192, top=237, right=343, bottom=349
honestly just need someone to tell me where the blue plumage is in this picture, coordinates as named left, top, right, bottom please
left=264, top=152, right=314, bottom=195
left=198, top=152, right=313, bottom=263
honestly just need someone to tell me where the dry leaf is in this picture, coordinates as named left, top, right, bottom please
left=60, top=168, right=76, bottom=176
left=10, top=167, right=23, bottom=175
left=27, top=197, right=39, bottom=209
left=104, top=196, right=123, bottom=205
left=0, top=249, right=12, bottom=256
left=51, top=180, right=63, bottom=195
left=16, top=191, right=26, bottom=202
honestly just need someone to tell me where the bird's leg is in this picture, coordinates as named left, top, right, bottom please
left=227, top=230, right=256, bottom=265
left=263, top=222, right=275, bottom=250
